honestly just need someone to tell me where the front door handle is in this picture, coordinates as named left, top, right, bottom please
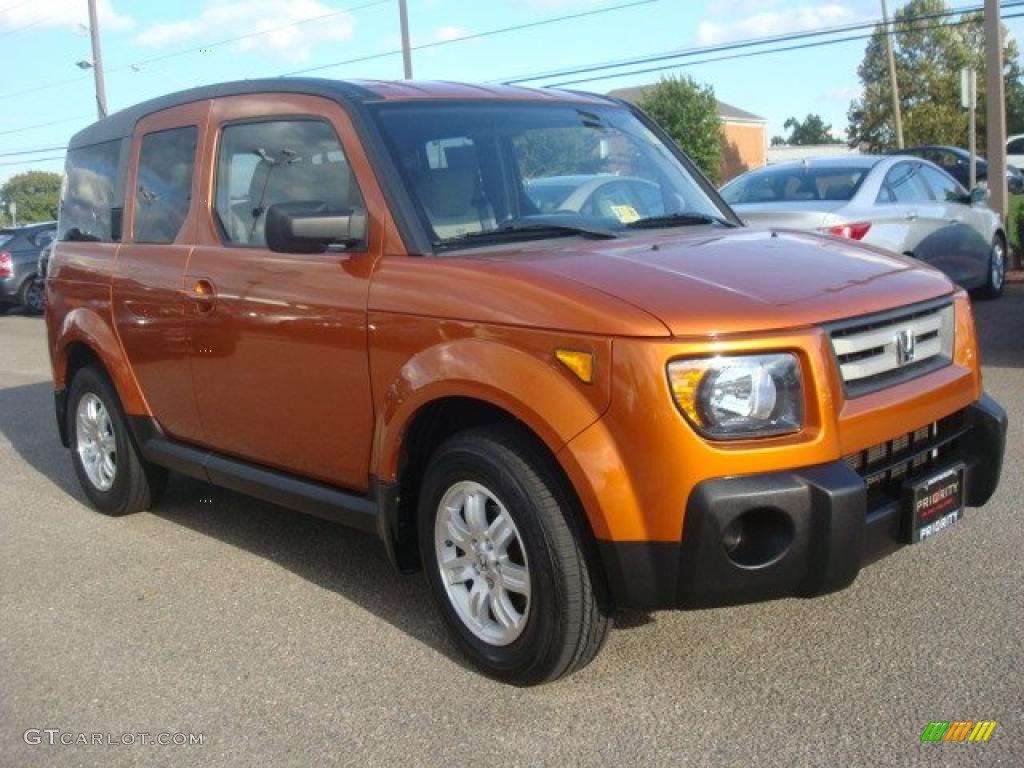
left=189, top=278, right=217, bottom=314
left=905, top=212, right=918, bottom=221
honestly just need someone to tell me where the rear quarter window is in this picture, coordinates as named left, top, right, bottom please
left=134, top=126, right=198, bottom=244
left=59, top=139, right=124, bottom=242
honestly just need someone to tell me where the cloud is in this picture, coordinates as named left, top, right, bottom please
left=820, top=84, right=863, bottom=103
left=506, top=0, right=607, bottom=8
left=432, top=25, right=471, bottom=43
left=134, top=0, right=358, bottom=64
left=0, top=0, right=133, bottom=33
left=706, top=0, right=779, bottom=15
left=696, top=4, right=858, bottom=46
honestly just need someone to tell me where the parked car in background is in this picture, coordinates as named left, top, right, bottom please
left=0, top=221, right=55, bottom=315
left=525, top=174, right=664, bottom=221
left=36, top=238, right=55, bottom=310
left=1007, top=134, right=1024, bottom=169
left=721, top=156, right=1007, bottom=297
left=893, top=145, right=1024, bottom=195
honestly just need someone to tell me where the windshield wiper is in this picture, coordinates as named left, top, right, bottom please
left=443, top=221, right=619, bottom=245
left=626, top=212, right=736, bottom=229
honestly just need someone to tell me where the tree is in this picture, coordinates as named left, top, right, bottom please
left=772, top=114, right=843, bottom=146
left=637, top=75, right=723, bottom=181
left=0, top=171, right=62, bottom=226
left=848, top=0, right=1024, bottom=152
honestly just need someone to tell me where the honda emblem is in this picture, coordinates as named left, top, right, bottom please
left=895, top=329, right=916, bottom=366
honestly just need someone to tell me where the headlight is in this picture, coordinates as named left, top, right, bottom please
left=667, top=353, right=803, bottom=440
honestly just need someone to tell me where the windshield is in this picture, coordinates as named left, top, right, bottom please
left=722, top=166, right=869, bottom=205
left=371, top=102, right=735, bottom=247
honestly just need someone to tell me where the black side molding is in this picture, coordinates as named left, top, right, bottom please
left=128, top=417, right=377, bottom=533
left=54, top=389, right=69, bottom=447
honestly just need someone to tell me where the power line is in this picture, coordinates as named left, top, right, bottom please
left=544, top=10, right=1024, bottom=88
left=121, top=0, right=390, bottom=72
left=0, top=0, right=34, bottom=14
left=0, top=154, right=64, bottom=167
left=0, top=0, right=390, bottom=101
left=0, top=7, right=67, bottom=39
left=0, top=114, right=94, bottom=137
left=501, top=0, right=1024, bottom=85
left=284, top=0, right=664, bottom=76
left=0, top=144, right=66, bottom=158
left=0, top=0, right=1017, bottom=139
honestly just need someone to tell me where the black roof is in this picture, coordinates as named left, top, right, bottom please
left=68, top=78, right=379, bottom=150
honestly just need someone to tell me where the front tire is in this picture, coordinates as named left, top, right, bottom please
left=67, top=366, right=167, bottom=515
left=979, top=235, right=1006, bottom=299
left=418, top=425, right=610, bottom=685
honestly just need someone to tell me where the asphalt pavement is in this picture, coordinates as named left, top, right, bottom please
left=1, top=289, right=1022, bottom=767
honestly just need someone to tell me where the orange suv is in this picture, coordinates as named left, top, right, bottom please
left=46, top=79, right=1006, bottom=684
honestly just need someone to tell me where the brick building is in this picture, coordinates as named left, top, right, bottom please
left=607, top=85, right=767, bottom=182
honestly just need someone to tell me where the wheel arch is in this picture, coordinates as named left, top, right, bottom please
left=378, top=394, right=608, bottom=577
left=372, top=338, right=612, bottom=573
left=53, top=307, right=149, bottom=418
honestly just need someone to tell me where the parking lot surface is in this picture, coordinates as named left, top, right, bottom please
left=1, top=289, right=1022, bottom=767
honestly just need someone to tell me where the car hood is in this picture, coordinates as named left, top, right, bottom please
left=467, top=227, right=953, bottom=336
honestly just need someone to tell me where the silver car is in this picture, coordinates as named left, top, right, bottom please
left=721, top=156, right=1007, bottom=298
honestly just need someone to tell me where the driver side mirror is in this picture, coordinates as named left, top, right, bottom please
left=968, top=186, right=990, bottom=205
left=265, top=201, right=367, bottom=254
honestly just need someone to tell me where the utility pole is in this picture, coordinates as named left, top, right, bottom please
left=985, top=0, right=1007, bottom=222
left=963, top=68, right=978, bottom=188
left=398, top=0, right=413, bottom=79
left=881, top=0, right=904, bottom=148
left=87, top=0, right=108, bottom=119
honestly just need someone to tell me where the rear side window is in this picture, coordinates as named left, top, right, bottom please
left=59, top=139, right=123, bottom=242
left=878, top=163, right=932, bottom=204
left=920, top=165, right=966, bottom=202
left=214, top=119, right=363, bottom=248
left=721, top=167, right=868, bottom=204
left=32, top=228, right=56, bottom=248
left=134, top=126, right=198, bottom=244
left=1009, top=137, right=1024, bottom=154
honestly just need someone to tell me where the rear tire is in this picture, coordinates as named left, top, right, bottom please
left=19, top=277, right=44, bottom=315
left=978, top=235, right=1007, bottom=299
left=418, top=425, right=610, bottom=685
left=67, top=366, right=167, bottom=515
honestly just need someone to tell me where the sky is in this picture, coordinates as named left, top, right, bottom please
left=1, top=0, right=1022, bottom=184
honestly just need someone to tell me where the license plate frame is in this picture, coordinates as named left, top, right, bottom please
left=903, top=463, right=966, bottom=544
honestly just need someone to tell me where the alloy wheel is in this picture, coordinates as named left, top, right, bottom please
left=992, top=240, right=1006, bottom=292
left=76, top=393, right=117, bottom=491
left=434, top=480, right=531, bottom=646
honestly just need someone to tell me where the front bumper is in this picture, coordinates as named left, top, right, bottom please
left=598, top=395, right=1007, bottom=610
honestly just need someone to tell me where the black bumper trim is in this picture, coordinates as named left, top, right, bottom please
left=599, top=396, right=1007, bottom=611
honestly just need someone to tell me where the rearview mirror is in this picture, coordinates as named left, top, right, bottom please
left=265, top=201, right=367, bottom=254
left=969, top=186, right=990, bottom=205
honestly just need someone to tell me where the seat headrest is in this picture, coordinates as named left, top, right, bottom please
left=416, top=166, right=477, bottom=219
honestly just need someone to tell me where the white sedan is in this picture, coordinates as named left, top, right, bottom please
left=721, top=156, right=1007, bottom=298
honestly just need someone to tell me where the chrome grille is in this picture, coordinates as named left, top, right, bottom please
left=828, top=300, right=955, bottom=397
left=844, top=410, right=968, bottom=509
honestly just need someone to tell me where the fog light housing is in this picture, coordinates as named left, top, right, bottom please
left=722, top=508, right=795, bottom=568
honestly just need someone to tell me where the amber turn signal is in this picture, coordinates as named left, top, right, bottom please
left=555, top=349, right=594, bottom=384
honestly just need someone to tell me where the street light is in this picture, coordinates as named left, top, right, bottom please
left=76, top=60, right=94, bottom=70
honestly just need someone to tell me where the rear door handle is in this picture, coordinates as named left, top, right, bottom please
left=905, top=212, right=918, bottom=221
left=189, top=278, right=217, bottom=314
